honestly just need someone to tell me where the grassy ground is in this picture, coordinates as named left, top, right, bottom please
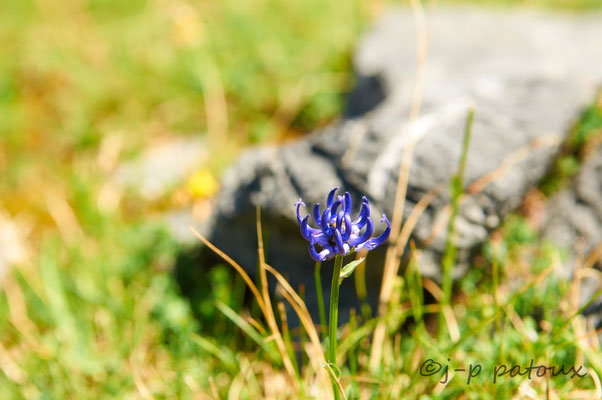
left=1, top=0, right=601, bottom=398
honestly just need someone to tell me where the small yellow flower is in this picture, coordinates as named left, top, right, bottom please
left=171, top=4, right=204, bottom=47
left=187, top=169, right=219, bottom=198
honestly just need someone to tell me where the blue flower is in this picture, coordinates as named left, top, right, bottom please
left=295, top=187, right=391, bottom=262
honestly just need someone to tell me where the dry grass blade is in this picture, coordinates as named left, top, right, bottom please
left=395, top=185, right=443, bottom=260
left=188, top=227, right=266, bottom=315
left=422, top=277, right=443, bottom=302
left=583, top=241, right=602, bottom=270
left=228, top=357, right=258, bottom=400
left=129, top=357, right=154, bottom=400
left=277, top=287, right=333, bottom=397
left=0, top=343, right=26, bottom=384
left=246, top=316, right=267, bottom=335
left=188, top=226, right=298, bottom=389
left=324, top=362, right=349, bottom=400
left=466, top=134, right=562, bottom=195
left=589, top=368, right=602, bottom=399
left=255, top=208, right=300, bottom=389
left=517, top=381, right=540, bottom=400
left=263, top=265, right=323, bottom=353
left=208, top=376, right=220, bottom=400
left=46, top=192, right=84, bottom=244
left=433, top=370, right=455, bottom=395
left=263, top=263, right=332, bottom=396
left=4, top=276, right=39, bottom=339
left=505, top=304, right=537, bottom=343
left=441, top=305, right=460, bottom=343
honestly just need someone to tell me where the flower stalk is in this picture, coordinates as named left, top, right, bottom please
left=328, top=254, right=343, bottom=399
left=314, top=261, right=327, bottom=339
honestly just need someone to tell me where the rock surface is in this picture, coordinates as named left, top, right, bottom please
left=184, top=7, right=602, bottom=317
left=542, top=141, right=602, bottom=328
left=542, top=144, right=602, bottom=275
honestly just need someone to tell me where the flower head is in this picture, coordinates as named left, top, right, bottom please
left=295, top=187, right=391, bottom=262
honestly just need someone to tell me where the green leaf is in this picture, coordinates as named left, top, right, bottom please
left=190, top=333, right=238, bottom=372
left=339, top=258, right=365, bottom=284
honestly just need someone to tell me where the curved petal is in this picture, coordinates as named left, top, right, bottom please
left=336, top=210, right=344, bottom=231
left=361, top=215, right=391, bottom=251
left=295, top=199, right=306, bottom=224
left=306, top=219, right=322, bottom=235
left=330, top=200, right=342, bottom=218
left=352, top=196, right=371, bottom=228
left=350, top=217, right=374, bottom=248
left=326, top=187, right=338, bottom=209
left=334, top=230, right=346, bottom=255
left=343, top=192, right=352, bottom=215
left=300, top=215, right=314, bottom=241
left=311, top=232, right=331, bottom=247
left=321, top=209, right=332, bottom=236
left=309, top=242, right=335, bottom=262
left=313, top=203, right=322, bottom=226
left=341, top=214, right=352, bottom=241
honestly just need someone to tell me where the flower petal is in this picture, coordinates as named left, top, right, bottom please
left=336, top=210, right=344, bottom=231
left=361, top=215, right=391, bottom=251
left=352, top=196, right=371, bottom=228
left=326, top=187, right=338, bottom=209
left=330, top=199, right=342, bottom=217
left=309, top=242, right=335, bottom=262
left=295, top=199, right=306, bottom=224
left=300, top=215, right=313, bottom=241
left=341, top=214, right=352, bottom=241
left=343, top=192, right=352, bottom=215
left=311, top=232, right=331, bottom=247
left=313, top=203, right=322, bottom=226
left=321, top=209, right=332, bottom=236
left=350, top=217, right=374, bottom=248
left=335, top=230, right=346, bottom=255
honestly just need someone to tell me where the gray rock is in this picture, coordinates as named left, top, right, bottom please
left=542, top=142, right=602, bottom=329
left=542, top=145, right=602, bottom=275
left=185, top=7, right=602, bottom=318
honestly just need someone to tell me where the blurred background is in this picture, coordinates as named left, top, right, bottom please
left=1, top=0, right=601, bottom=397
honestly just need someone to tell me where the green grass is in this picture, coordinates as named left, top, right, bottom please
left=1, top=0, right=602, bottom=398
left=539, top=95, right=602, bottom=196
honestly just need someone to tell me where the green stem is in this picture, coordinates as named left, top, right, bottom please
left=348, top=308, right=359, bottom=398
left=492, top=242, right=505, bottom=365
left=492, top=243, right=501, bottom=334
left=329, top=254, right=343, bottom=399
left=440, top=108, right=474, bottom=335
left=314, top=261, right=327, bottom=339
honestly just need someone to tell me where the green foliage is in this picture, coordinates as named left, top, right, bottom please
left=540, top=96, right=602, bottom=195
left=339, top=258, right=365, bottom=284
